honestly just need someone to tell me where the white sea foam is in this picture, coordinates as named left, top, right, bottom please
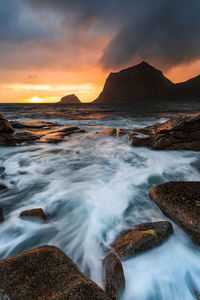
left=0, top=118, right=200, bottom=299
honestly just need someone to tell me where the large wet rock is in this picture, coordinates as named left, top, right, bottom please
left=20, top=208, right=47, bottom=221
left=149, top=181, right=200, bottom=244
left=14, top=126, right=84, bottom=144
left=111, top=221, right=173, bottom=260
left=0, top=245, right=108, bottom=300
left=11, top=121, right=58, bottom=129
left=130, top=113, right=200, bottom=150
left=0, top=113, right=15, bottom=146
left=102, top=252, right=125, bottom=300
left=0, top=207, right=4, bottom=222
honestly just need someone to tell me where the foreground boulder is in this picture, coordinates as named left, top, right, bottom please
left=0, top=113, right=15, bottom=146
left=149, top=182, right=200, bottom=244
left=102, top=252, right=125, bottom=300
left=111, top=221, right=173, bottom=260
left=20, top=208, right=47, bottom=221
left=0, top=245, right=108, bottom=300
left=130, top=113, right=200, bottom=150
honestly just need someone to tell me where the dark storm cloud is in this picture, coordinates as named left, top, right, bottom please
left=1, top=0, right=200, bottom=71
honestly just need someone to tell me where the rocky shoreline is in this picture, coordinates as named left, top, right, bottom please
left=1, top=112, right=200, bottom=299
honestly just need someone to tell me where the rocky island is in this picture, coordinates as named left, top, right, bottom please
left=59, top=94, right=81, bottom=104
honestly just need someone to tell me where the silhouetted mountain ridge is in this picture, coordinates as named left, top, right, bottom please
left=93, top=62, right=200, bottom=103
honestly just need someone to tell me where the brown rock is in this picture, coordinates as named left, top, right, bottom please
left=102, top=252, right=125, bottom=300
left=0, top=207, right=4, bottom=222
left=111, top=221, right=173, bottom=260
left=19, top=208, right=47, bottom=221
left=149, top=181, right=200, bottom=244
left=11, top=121, right=58, bottom=129
left=89, top=129, right=117, bottom=137
left=130, top=113, right=200, bottom=151
left=0, top=113, right=15, bottom=146
left=0, top=245, right=107, bottom=300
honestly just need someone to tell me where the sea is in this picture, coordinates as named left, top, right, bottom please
left=1, top=102, right=200, bottom=300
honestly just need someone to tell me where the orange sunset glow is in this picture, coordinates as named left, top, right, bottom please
left=1, top=1, right=200, bottom=103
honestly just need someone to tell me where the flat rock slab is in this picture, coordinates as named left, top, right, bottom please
left=0, top=245, right=108, bottom=300
left=102, top=252, right=125, bottom=300
left=11, top=121, right=58, bottom=129
left=149, top=181, right=200, bottom=244
left=111, top=221, right=173, bottom=260
left=130, top=113, right=200, bottom=150
left=19, top=208, right=47, bottom=221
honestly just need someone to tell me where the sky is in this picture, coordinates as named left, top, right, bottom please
left=1, top=0, right=200, bottom=103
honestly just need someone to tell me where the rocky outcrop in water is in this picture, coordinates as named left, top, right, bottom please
left=130, top=113, right=200, bottom=150
left=93, top=61, right=200, bottom=103
left=0, top=183, right=8, bottom=191
left=0, top=113, right=15, bottom=146
left=0, top=245, right=108, bottom=300
left=149, top=182, right=200, bottom=244
left=14, top=125, right=85, bottom=144
left=111, top=221, right=173, bottom=260
left=102, top=252, right=125, bottom=300
left=11, top=120, right=58, bottom=129
left=20, top=208, right=47, bottom=221
left=59, top=94, right=81, bottom=104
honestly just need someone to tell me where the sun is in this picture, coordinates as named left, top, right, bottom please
left=29, top=97, right=44, bottom=103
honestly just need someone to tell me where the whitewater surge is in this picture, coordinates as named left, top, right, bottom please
left=1, top=114, right=200, bottom=299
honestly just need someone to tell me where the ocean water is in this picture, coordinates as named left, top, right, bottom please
left=1, top=102, right=200, bottom=299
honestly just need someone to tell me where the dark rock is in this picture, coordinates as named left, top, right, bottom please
left=11, top=121, right=58, bottom=129
left=0, top=207, right=4, bottom=222
left=59, top=94, right=81, bottom=104
left=0, top=167, right=5, bottom=174
left=102, top=252, right=125, bottom=300
left=20, top=208, right=47, bottom=221
left=149, top=181, right=200, bottom=244
left=0, top=245, right=107, bottom=300
left=93, top=61, right=200, bottom=103
left=130, top=113, right=200, bottom=151
left=0, top=113, right=15, bottom=146
left=0, top=183, right=8, bottom=191
left=111, top=221, right=173, bottom=260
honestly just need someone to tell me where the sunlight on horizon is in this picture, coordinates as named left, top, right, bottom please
left=29, top=97, right=44, bottom=103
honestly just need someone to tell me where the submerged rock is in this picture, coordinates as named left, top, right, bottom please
left=111, top=221, right=173, bottom=260
left=0, top=113, right=15, bottom=146
left=130, top=113, right=200, bottom=151
left=0, top=207, right=4, bottom=222
left=102, top=252, right=125, bottom=300
left=0, top=245, right=107, bottom=300
left=149, top=181, right=200, bottom=244
left=20, top=208, right=47, bottom=221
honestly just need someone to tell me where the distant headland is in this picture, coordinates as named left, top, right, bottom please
left=92, top=61, right=200, bottom=103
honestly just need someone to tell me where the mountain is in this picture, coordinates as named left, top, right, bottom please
left=59, top=94, right=81, bottom=104
left=93, top=62, right=200, bottom=103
